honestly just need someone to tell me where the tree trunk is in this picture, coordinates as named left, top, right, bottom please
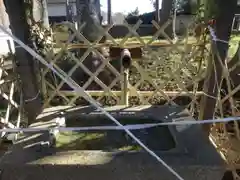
left=32, top=0, right=49, bottom=29
left=159, top=0, right=173, bottom=39
left=76, top=0, right=102, bottom=42
left=3, top=0, right=43, bottom=125
left=199, top=0, right=237, bottom=134
left=155, top=0, right=160, bottom=23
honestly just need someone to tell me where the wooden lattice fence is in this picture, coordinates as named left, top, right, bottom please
left=42, top=20, right=207, bottom=111
left=0, top=16, right=240, bottom=179
left=37, top=19, right=240, bottom=178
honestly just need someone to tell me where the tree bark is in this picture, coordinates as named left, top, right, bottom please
left=199, top=0, right=237, bottom=134
left=76, top=0, right=102, bottom=42
left=3, top=0, right=43, bottom=125
left=159, top=0, right=173, bottom=38
left=32, top=0, right=49, bottom=29
left=74, top=0, right=114, bottom=89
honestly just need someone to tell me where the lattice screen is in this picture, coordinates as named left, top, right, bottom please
left=42, top=20, right=208, bottom=113
left=38, top=19, right=240, bottom=178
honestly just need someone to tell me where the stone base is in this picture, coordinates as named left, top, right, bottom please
left=0, top=105, right=226, bottom=180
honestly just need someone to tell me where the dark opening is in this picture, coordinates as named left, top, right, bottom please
left=222, top=171, right=233, bottom=180
left=58, top=116, right=176, bottom=152
left=122, top=56, right=132, bottom=69
left=222, top=170, right=240, bottom=180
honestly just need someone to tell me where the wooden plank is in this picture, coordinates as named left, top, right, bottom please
left=56, top=90, right=204, bottom=97
left=47, top=0, right=75, bottom=4
left=66, top=39, right=202, bottom=50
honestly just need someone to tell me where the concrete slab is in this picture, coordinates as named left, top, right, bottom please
left=0, top=105, right=226, bottom=180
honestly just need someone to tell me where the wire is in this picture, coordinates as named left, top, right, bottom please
left=0, top=116, right=239, bottom=133
left=208, top=26, right=229, bottom=44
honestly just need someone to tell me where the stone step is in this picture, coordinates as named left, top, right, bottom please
left=0, top=105, right=226, bottom=180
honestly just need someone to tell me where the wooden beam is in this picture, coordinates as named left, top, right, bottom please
left=32, top=0, right=49, bottom=29
left=55, top=90, right=204, bottom=97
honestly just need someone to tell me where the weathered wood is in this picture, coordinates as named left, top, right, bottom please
left=109, top=47, right=142, bottom=59
left=32, top=0, right=49, bottom=29
left=66, top=38, right=201, bottom=49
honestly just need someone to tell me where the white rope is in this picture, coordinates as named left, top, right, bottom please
left=0, top=116, right=239, bottom=133
left=172, top=0, right=178, bottom=41
left=208, top=26, right=229, bottom=44
left=0, top=25, right=184, bottom=180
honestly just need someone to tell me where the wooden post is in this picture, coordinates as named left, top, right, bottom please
left=107, top=0, right=112, bottom=24
left=121, top=69, right=129, bottom=106
left=155, top=0, right=160, bottom=23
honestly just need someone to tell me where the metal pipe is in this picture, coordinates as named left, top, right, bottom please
left=121, top=49, right=132, bottom=69
left=120, top=49, right=131, bottom=106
